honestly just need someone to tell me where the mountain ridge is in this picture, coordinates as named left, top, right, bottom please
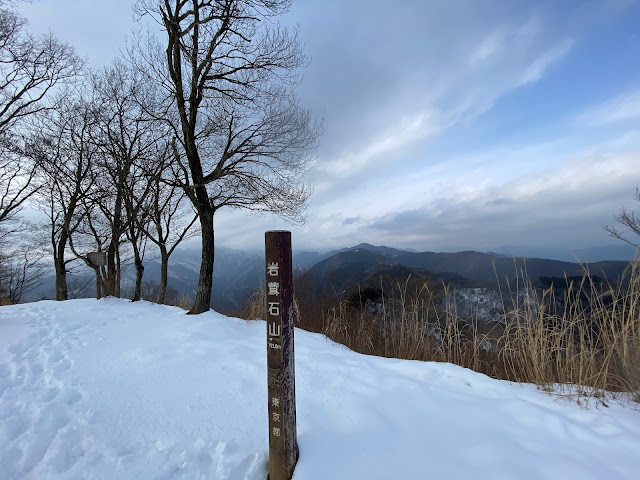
left=25, top=242, right=636, bottom=312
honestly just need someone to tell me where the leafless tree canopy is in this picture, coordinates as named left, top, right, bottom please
left=134, top=0, right=317, bottom=218
left=0, top=1, right=82, bottom=302
left=0, top=2, right=83, bottom=137
left=1, top=0, right=83, bottom=221
left=29, top=90, right=99, bottom=300
left=139, top=156, right=199, bottom=304
left=132, top=0, right=320, bottom=313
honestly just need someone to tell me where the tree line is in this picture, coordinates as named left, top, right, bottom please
left=0, top=0, right=320, bottom=312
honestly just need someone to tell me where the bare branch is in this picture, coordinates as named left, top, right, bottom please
left=605, top=187, right=640, bottom=250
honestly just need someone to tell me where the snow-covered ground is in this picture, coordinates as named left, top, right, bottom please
left=1, top=299, right=639, bottom=479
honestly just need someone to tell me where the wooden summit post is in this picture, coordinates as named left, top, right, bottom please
left=265, top=230, right=298, bottom=480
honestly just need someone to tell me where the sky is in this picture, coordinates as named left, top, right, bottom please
left=18, top=0, right=640, bottom=253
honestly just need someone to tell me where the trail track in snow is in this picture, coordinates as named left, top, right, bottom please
left=0, top=301, right=266, bottom=479
left=0, top=302, right=99, bottom=477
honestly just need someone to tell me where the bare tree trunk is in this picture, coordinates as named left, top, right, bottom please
left=95, top=265, right=106, bottom=299
left=53, top=256, right=68, bottom=301
left=104, top=241, right=118, bottom=297
left=157, top=245, right=169, bottom=304
left=115, top=243, right=121, bottom=298
left=128, top=216, right=146, bottom=302
left=132, top=253, right=144, bottom=302
left=52, top=224, right=69, bottom=301
left=103, top=187, right=125, bottom=298
left=188, top=208, right=214, bottom=314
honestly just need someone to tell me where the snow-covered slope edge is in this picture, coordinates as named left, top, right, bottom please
left=0, top=299, right=638, bottom=479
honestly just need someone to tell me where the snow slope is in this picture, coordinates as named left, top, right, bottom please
left=1, top=299, right=639, bottom=479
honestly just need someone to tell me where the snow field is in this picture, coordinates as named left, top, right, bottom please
left=0, top=298, right=639, bottom=479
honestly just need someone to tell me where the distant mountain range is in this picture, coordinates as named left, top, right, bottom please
left=26, top=242, right=636, bottom=313
left=293, top=242, right=416, bottom=270
left=299, top=244, right=632, bottom=299
left=29, top=246, right=263, bottom=313
left=490, top=244, right=638, bottom=263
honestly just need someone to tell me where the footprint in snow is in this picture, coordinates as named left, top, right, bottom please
left=60, top=389, right=82, bottom=406
left=47, top=350, right=64, bottom=363
left=18, top=403, right=70, bottom=474
left=0, top=316, right=89, bottom=477
left=38, top=385, right=61, bottom=403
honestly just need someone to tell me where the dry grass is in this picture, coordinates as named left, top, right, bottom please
left=497, top=264, right=640, bottom=397
left=169, top=294, right=195, bottom=311
left=238, top=263, right=640, bottom=401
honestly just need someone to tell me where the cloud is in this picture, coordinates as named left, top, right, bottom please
left=448, top=35, right=574, bottom=121
left=362, top=150, right=640, bottom=250
left=300, top=3, right=577, bottom=197
left=342, top=216, right=362, bottom=226
left=577, top=90, right=640, bottom=126
left=293, top=131, right=640, bottom=249
left=314, top=110, right=446, bottom=179
left=469, top=29, right=508, bottom=65
left=519, top=39, right=574, bottom=85
left=182, top=1, right=638, bottom=252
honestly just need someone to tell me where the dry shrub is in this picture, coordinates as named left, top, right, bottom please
left=236, top=264, right=640, bottom=400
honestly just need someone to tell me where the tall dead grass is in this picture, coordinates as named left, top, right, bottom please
left=498, top=264, right=640, bottom=396
left=240, top=263, right=640, bottom=400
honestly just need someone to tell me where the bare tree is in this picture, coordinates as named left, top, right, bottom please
left=0, top=230, right=46, bottom=304
left=28, top=91, right=98, bottom=300
left=0, top=0, right=83, bottom=225
left=605, top=187, right=640, bottom=250
left=139, top=150, right=199, bottom=304
left=89, top=61, right=164, bottom=300
left=133, top=0, right=319, bottom=314
left=0, top=0, right=82, bottom=302
left=123, top=177, right=151, bottom=302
